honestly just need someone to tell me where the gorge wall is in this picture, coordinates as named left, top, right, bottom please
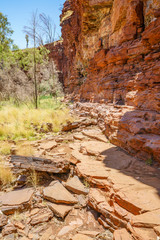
left=44, top=41, right=64, bottom=84
left=59, top=0, right=160, bottom=162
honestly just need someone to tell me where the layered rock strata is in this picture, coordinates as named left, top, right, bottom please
left=60, top=0, right=160, bottom=162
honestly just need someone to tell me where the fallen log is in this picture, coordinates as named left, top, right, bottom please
left=11, top=155, right=70, bottom=173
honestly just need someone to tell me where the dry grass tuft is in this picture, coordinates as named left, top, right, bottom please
left=11, top=211, right=25, bottom=222
left=0, top=142, right=11, bottom=155
left=27, top=169, right=39, bottom=188
left=0, top=159, right=14, bottom=186
left=16, top=143, right=35, bottom=156
left=0, top=98, right=73, bottom=141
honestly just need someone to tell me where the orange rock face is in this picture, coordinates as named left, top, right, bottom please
left=44, top=41, right=64, bottom=84
left=60, top=0, right=160, bottom=162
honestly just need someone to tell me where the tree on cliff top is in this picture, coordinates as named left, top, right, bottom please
left=0, top=12, right=13, bottom=51
left=0, top=12, right=13, bottom=65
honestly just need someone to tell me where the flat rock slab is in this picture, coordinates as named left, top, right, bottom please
left=133, top=227, right=158, bottom=240
left=11, top=155, right=70, bottom=173
left=81, top=141, right=134, bottom=170
left=73, top=134, right=85, bottom=140
left=82, top=129, right=108, bottom=143
left=43, top=181, right=78, bottom=204
left=78, top=231, right=100, bottom=237
left=131, top=209, right=160, bottom=228
left=0, top=188, right=34, bottom=206
left=64, top=176, right=89, bottom=195
left=113, top=228, right=133, bottom=240
left=115, top=181, right=160, bottom=214
left=77, top=159, right=109, bottom=179
left=71, top=234, right=93, bottom=240
left=39, top=141, right=57, bottom=150
left=57, top=225, right=75, bottom=237
left=48, top=202, right=72, bottom=218
left=0, top=189, right=34, bottom=215
left=88, top=188, right=113, bottom=214
left=40, top=227, right=53, bottom=240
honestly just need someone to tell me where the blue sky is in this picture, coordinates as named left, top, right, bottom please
left=1, top=0, right=66, bottom=49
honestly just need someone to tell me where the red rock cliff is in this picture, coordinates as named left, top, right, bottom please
left=60, top=0, right=160, bottom=162
left=44, top=41, right=64, bottom=84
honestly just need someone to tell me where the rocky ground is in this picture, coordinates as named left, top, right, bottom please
left=0, top=104, right=160, bottom=240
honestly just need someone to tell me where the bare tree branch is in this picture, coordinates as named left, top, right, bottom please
left=39, top=13, right=56, bottom=43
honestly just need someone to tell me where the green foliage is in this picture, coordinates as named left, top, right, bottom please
left=0, top=45, right=49, bottom=71
left=0, top=12, right=13, bottom=61
left=13, top=46, right=49, bottom=71
left=146, top=157, right=153, bottom=166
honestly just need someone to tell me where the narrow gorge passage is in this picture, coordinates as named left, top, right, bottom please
left=0, top=0, right=160, bottom=239
left=1, top=107, right=160, bottom=239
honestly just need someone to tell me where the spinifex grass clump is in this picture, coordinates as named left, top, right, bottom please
left=0, top=97, right=73, bottom=141
left=0, top=159, right=14, bottom=187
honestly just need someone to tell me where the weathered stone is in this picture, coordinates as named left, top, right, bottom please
left=30, top=208, right=53, bottom=226
left=40, top=141, right=57, bottom=151
left=57, top=218, right=83, bottom=236
left=82, top=129, right=108, bottom=143
left=43, top=181, right=78, bottom=204
left=48, top=202, right=72, bottom=218
left=62, top=121, right=80, bottom=131
left=0, top=188, right=34, bottom=215
left=133, top=227, right=158, bottom=240
left=71, top=234, right=93, bottom=240
left=154, top=226, right=160, bottom=236
left=13, top=221, right=25, bottom=230
left=78, top=230, right=100, bottom=237
left=88, top=188, right=113, bottom=214
left=76, top=194, right=88, bottom=207
left=3, top=234, right=16, bottom=240
left=131, top=209, right=160, bottom=228
left=0, top=213, right=8, bottom=227
left=113, top=228, right=133, bottom=240
left=11, top=155, right=70, bottom=174
left=57, top=225, right=75, bottom=237
left=64, top=176, right=89, bottom=195
left=73, top=134, right=85, bottom=140
left=2, top=224, right=17, bottom=236
left=40, top=227, right=53, bottom=240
